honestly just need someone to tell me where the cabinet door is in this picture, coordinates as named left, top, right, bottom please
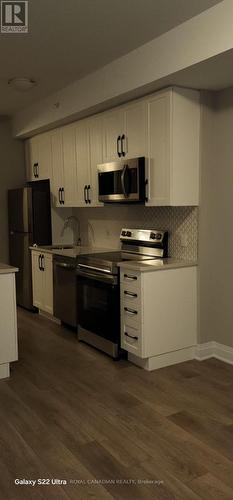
left=124, top=101, right=147, bottom=158
left=26, top=137, right=39, bottom=181
left=146, top=92, right=171, bottom=206
left=32, top=251, right=44, bottom=309
left=0, top=274, right=18, bottom=364
left=75, top=121, right=90, bottom=206
left=43, top=254, right=53, bottom=315
left=51, top=128, right=64, bottom=207
left=89, top=117, right=103, bottom=206
left=37, top=132, right=52, bottom=180
left=103, top=109, right=124, bottom=162
left=62, top=124, right=78, bottom=206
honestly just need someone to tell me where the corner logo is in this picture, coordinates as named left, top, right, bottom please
left=1, top=1, right=28, bottom=32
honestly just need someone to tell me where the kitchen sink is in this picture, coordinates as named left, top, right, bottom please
left=51, top=245, right=74, bottom=250
left=47, top=245, right=75, bottom=250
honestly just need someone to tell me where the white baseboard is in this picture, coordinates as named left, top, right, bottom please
left=195, top=341, right=215, bottom=361
left=39, top=310, right=61, bottom=324
left=128, top=342, right=233, bottom=371
left=195, top=341, right=233, bottom=365
left=128, top=346, right=195, bottom=371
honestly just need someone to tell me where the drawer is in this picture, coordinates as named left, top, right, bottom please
left=120, top=269, right=141, bottom=288
left=121, top=324, right=142, bottom=356
left=122, top=304, right=141, bottom=329
left=121, top=285, right=141, bottom=309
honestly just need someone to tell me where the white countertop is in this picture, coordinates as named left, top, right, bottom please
left=29, top=245, right=115, bottom=258
left=29, top=246, right=197, bottom=271
left=0, top=263, right=18, bottom=274
left=118, top=258, right=197, bottom=272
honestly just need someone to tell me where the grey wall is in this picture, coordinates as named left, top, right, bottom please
left=199, top=89, right=233, bottom=346
left=0, top=118, right=25, bottom=263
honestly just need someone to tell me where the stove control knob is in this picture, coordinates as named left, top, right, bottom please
left=126, top=231, right=132, bottom=237
left=150, top=232, right=162, bottom=240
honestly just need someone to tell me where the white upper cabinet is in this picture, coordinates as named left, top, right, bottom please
left=88, top=116, right=103, bottom=206
left=75, top=116, right=104, bottom=207
left=146, top=88, right=200, bottom=206
left=49, top=117, right=103, bottom=208
left=25, top=86, right=200, bottom=208
left=26, top=136, right=38, bottom=180
left=62, top=123, right=78, bottom=206
left=124, top=101, right=147, bottom=158
left=103, top=101, right=147, bottom=162
left=75, top=120, right=90, bottom=206
left=103, top=109, right=124, bottom=162
left=50, top=128, right=64, bottom=206
left=26, top=133, right=52, bottom=181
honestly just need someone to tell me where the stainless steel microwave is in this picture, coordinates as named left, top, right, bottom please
left=98, top=157, right=146, bottom=203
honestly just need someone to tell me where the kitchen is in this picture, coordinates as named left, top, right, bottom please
left=0, top=1, right=233, bottom=498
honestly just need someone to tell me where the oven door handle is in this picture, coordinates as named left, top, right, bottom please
left=76, top=267, right=117, bottom=285
left=77, top=263, right=111, bottom=274
left=55, top=262, right=76, bottom=270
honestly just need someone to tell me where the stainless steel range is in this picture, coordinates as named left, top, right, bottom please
left=76, top=228, right=168, bottom=358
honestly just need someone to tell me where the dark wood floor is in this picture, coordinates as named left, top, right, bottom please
left=1, top=309, right=233, bottom=499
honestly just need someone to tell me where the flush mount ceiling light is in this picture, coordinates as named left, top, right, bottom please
left=8, top=77, right=37, bottom=91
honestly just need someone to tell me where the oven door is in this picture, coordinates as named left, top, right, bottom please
left=98, top=157, right=145, bottom=203
left=77, top=267, right=120, bottom=343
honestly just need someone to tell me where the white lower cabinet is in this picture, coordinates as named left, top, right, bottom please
left=120, top=266, right=197, bottom=367
left=0, top=273, right=18, bottom=377
left=31, top=250, right=53, bottom=314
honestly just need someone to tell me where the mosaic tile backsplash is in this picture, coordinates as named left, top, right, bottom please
left=74, top=205, right=198, bottom=260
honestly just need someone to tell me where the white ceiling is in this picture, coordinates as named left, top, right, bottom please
left=0, top=0, right=221, bottom=115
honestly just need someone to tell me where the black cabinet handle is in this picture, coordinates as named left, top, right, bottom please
left=124, top=291, right=137, bottom=297
left=117, top=135, right=121, bottom=157
left=61, top=187, right=65, bottom=205
left=34, top=162, right=39, bottom=178
left=124, top=274, right=137, bottom=281
left=58, top=188, right=61, bottom=204
left=33, top=163, right=36, bottom=178
left=84, top=185, right=87, bottom=203
left=124, top=307, right=138, bottom=315
left=121, top=134, right=126, bottom=157
left=125, top=332, right=138, bottom=340
left=38, top=254, right=44, bottom=270
left=87, top=185, right=91, bottom=204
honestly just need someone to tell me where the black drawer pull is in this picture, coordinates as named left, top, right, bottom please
left=124, top=274, right=137, bottom=281
left=124, top=291, right=137, bottom=298
left=124, top=307, right=138, bottom=315
left=125, top=332, right=138, bottom=340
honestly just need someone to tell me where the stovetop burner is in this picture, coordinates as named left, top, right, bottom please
left=77, top=228, right=168, bottom=275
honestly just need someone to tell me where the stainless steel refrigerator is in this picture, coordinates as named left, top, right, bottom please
left=8, top=180, right=52, bottom=310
